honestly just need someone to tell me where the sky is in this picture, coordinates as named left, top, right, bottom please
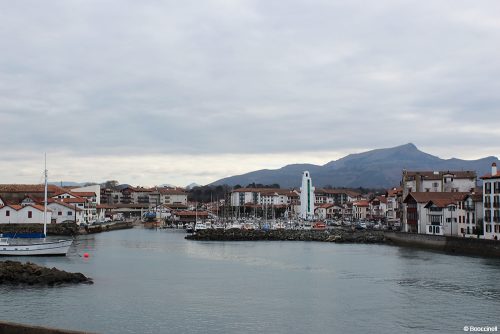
left=1, top=0, right=499, bottom=187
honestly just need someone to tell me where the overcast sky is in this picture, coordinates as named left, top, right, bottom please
left=1, top=0, right=499, bottom=186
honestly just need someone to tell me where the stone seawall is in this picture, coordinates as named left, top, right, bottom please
left=0, top=223, right=78, bottom=236
left=385, top=232, right=500, bottom=257
left=187, top=229, right=500, bottom=258
left=0, top=321, right=94, bottom=334
left=185, top=228, right=386, bottom=243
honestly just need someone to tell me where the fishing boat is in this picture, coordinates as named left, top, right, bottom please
left=0, top=156, right=73, bottom=256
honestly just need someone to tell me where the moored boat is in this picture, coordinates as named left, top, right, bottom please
left=0, top=155, right=73, bottom=256
left=0, top=238, right=73, bottom=256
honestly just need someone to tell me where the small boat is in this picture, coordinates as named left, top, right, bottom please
left=194, top=222, right=207, bottom=231
left=185, top=223, right=194, bottom=233
left=0, top=155, right=73, bottom=256
left=0, top=237, right=73, bottom=256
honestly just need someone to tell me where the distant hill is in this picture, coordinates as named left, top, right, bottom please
left=48, top=181, right=88, bottom=187
left=210, top=143, right=499, bottom=189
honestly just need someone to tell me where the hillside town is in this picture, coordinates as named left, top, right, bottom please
left=0, top=163, right=499, bottom=241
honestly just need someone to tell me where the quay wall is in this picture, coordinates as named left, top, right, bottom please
left=187, top=229, right=500, bottom=257
left=0, top=223, right=78, bottom=236
left=385, top=232, right=500, bottom=257
left=0, top=321, right=94, bottom=334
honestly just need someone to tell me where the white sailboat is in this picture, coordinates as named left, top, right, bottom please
left=0, top=156, right=73, bottom=256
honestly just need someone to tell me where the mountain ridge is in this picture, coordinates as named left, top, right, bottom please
left=210, top=143, right=499, bottom=188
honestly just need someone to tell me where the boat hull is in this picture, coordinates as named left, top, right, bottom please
left=0, top=240, right=73, bottom=256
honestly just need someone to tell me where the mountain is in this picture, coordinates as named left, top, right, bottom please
left=48, top=181, right=89, bottom=187
left=210, top=143, right=499, bottom=189
left=185, top=183, right=201, bottom=189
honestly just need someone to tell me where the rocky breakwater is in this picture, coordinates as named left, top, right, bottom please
left=185, top=228, right=386, bottom=243
left=0, top=261, right=93, bottom=286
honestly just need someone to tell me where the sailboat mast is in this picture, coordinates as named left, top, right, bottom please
left=43, top=154, right=47, bottom=238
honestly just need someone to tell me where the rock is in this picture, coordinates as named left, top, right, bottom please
left=0, top=261, right=93, bottom=286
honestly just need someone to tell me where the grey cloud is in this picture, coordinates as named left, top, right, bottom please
left=1, top=0, right=500, bottom=160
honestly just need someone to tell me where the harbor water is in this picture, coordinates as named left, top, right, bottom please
left=1, top=227, right=499, bottom=333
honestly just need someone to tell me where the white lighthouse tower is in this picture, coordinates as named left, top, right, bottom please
left=300, top=171, right=315, bottom=220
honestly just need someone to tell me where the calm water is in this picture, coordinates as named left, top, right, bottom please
left=1, top=228, right=499, bottom=334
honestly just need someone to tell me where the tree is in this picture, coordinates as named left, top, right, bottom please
left=103, top=180, right=120, bottom=190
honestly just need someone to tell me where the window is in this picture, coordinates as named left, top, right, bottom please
left=58, top=211, right=62, bottom=216
left=433, top=182, right=439, bottom=188
left=68, top=211, right=73, bottom=216
left=428, top=226, right=432, bottom=233
left=6, top=210, right=9, bottom=217
left=28, top=211, right=32, bottom=218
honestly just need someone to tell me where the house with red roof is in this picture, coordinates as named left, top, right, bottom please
left=47, top=201, right=84, bottom=224
left=352, top=200, right=370, bottom=220
left=0, top=204, right=50, bottom=225
left=403, top=192, right=468, bottom=235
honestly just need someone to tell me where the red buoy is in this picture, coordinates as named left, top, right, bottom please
left=83, top=252, right=89, bottom=258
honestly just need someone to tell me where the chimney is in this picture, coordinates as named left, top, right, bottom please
left=492, top=162, right=497, bottom=176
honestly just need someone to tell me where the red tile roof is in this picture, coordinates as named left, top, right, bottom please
left=0, top=184, right=65, bottom=193
left=481, top=172, right=500, bottom=180
left=69, top=191, right=96, bottom=197
left=424, top=199, right=457, bottom=208
left=24, top=204, right=51, bottom=212
left=48, top=201, right=83, bottom=212
left=353, top=200, right=369, bottom=207
left=403, top=192, right=469, bottom=204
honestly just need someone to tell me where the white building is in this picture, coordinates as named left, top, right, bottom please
left=149, top=187, right=188, bottom=207
left=386, top=188, right=401, bottom=227
left=369, top=196, right=387, bottom=220
left=402, top=170, right=476, bottom=198
left=403, top=192, right=468, bottom=235
left=0, top=204, right=50, bottom=225
left=352, top=200, right=369, bottom=220
left=459, top=193, right=483, bottom=237
left=51, top=191, right=96, bottom=224
left=72, top=185, right=101, bottom=205
left=481, top=163, right=500, bottom=240
left=300, top=171, right=315, bottom=220
left=47, top=201, right=84, bottom=225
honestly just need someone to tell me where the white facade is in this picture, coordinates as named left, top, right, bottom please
left=231, top=189, right=260, bottom=206
left=300, top=171, right=315, bottom=220
left=72, top=185, right=101, bottom=205
left=149, top=189, right=188, bottom=206
left=0, top=205, right=50, bottom=225
left=386, top=189, right=400, bottom=225
left=482, top=163, right=500, bottom=240
left=353, top=201, right=369, bottom=220
left=47, top=202, right=84, bottom=225
left=231, top=188, right=291, bottom=207
left=423, top=202, right=463, bottom=236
